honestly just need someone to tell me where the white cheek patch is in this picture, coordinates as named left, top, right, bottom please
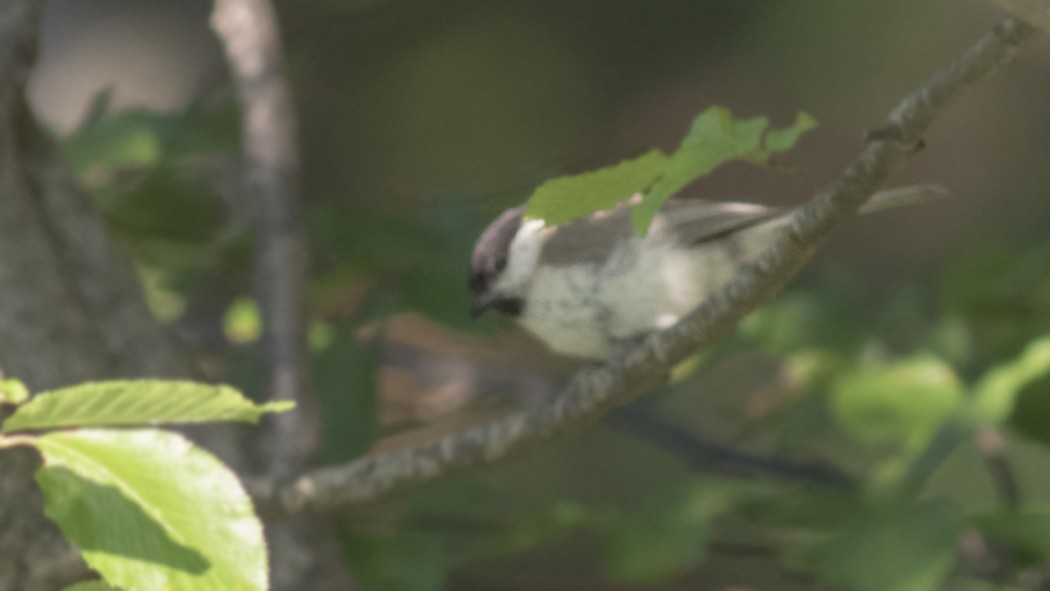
left=495, top=219, right=548, bottom=293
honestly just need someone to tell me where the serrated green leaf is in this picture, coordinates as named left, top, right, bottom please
left=764, top=111, right=818, bottom=154
left=631, top=107, right=816, bottom=234
left=832, top=355, right=962, bottom=448
left=3, top=380, right=292, bottom=432
left=0, top=379, right=29, bottom=405
left=522, top=106, right=816, bottom=235
left=62, top=581, right=122, bottom=591
left=812, top=499, right=962, bottom=591
left=970, top=335, right=1050, bottom=424
left=632, top=107, right=768, bottom=234
left=524, top=150, right=667, bottom=226
left=35, top=429, right=266, bottom=591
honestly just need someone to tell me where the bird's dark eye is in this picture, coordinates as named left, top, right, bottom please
left=494, top=257, right=507, bottom=272
left=492, top=297, right=525, bottom=317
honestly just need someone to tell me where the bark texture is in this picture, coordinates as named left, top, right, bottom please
left=0, top=2, right=215, bottom=588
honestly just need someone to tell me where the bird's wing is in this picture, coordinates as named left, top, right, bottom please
left=540, top=204, right=636, bottom=265
left=540, top=198, right=784, bottom=266
left=653, top=199, right=783, bottom=245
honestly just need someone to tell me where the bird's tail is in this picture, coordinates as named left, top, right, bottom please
left=858, top=184, right=948, bottom=215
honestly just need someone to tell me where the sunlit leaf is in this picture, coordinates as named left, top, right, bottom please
left=35, top=429, right=267, bottom=591
left=0, top=379, right=29, bottom=405
left=524, top=150, right=668, bottom=226
left=764, top=111, right=818, bottom=153
left=832, top=355, right=962, bottom=448
left=3, top=380, right=291, bottom=432
left=631, top=107, right=816, bottom=234
left=969, top=335, right=1050, bottom=424
left=224, top=298, right=262, bottom=344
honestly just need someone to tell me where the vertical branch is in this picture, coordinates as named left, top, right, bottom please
left=211, top=0, right=315, bottom=477
left=211, top=3, right=353, bottom=589
left=975, top=428, right=1021, bottom=509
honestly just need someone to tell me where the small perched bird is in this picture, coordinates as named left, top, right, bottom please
left=469, top=186, right=945, bottom=359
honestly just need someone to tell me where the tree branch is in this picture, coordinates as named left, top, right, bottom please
left=976, top=428, right=1021, bottom=509
left=212, top=3, right=351, bottom=589
left=607, top=405, right=856, bottom=489
left=251, top=16, right=1038, bottom=517
left=211, top=0, right=315, bottom=478
left=989, top=0, right=1050, bottom=32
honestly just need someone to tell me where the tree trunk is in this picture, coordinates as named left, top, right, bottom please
left=0, top=2, right=241, bottom=588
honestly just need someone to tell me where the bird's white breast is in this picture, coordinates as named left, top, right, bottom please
left=517, top=233, right=750, bottom=358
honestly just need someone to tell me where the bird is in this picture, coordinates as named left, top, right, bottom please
left=468, top=185, right=945, bottom=359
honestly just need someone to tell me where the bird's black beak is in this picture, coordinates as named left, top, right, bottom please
left=470, top=293, right=495, bottom=319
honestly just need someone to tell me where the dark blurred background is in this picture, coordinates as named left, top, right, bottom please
left=28, top=1, right=1050, bottom=589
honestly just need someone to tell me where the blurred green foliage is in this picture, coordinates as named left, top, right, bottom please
left=47, top=2, right=1050, bottom=589
left=57, top=91, right=1050, bottom=591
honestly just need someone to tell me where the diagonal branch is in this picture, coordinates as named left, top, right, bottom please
left=211, top=0, right=315, bottom=478
left=975, top=428, right=1021, bottom=509
left=252, top=16, right=1039, bottom=517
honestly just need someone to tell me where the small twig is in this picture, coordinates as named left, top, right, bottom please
left=250, top=16, right=1038, bottom=517
left=988, top=0, right=1050, bottom=32
left=976, top=428, right=1021, bottom=509
left=607, top=405, right=856, bottom=489
left=211, top=0, right=315, bottom=477
left=212, top=4, right=354, bottom=589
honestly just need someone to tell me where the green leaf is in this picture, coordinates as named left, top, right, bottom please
left=832, top=355, right=962, bottom=448
left=0, top=378, right=29, bottom=405
left=224, top=297, right=262, bottom=344
left=632, top=107, right=768, bottom=233
left=62, top=582, right=122, bottom=591
left=522, top=106, right=816, bottom=234
left=631, top=107, right=817, bottom=234
left=812, top=499, right=962, bottom=591
left=973, top=505, right=1050, bottom=564
left=1007, top=371, right=1050, bottom=447
left=63, top=110, right=162, bottom=174
left=35, top=429, right=267, bottom=591
left=764, top=111, right=819, bottom=154
left=524, top=150, right=668, bottom=226
left=969, top=335, right=1050, bottom=424
left=602, top=485, right=727, bottom=584
left=3, top=380, right=292, bottom=432
left=98, top=166, right=226, bottom=244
